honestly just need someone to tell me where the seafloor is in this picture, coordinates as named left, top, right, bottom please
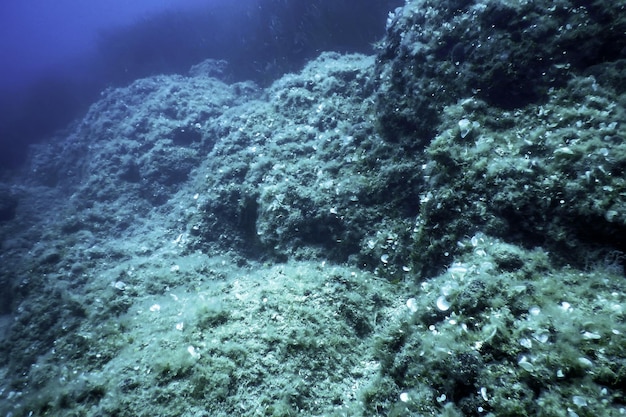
left=1, top=0, right=625, bottom=416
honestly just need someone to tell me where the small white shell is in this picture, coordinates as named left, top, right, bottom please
left=436, top=296, right=451, bottom=311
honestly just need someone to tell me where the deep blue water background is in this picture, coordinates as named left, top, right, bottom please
left=0, top=0, right=399, bottom=171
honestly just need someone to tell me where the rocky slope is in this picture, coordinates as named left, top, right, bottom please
left=1, top=1, right=625, bottom=415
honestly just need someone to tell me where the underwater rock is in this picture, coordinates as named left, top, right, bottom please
left=374, top=0, right=626, bottom=145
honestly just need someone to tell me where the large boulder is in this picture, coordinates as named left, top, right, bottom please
left=375, top=0, right=626, bottom=145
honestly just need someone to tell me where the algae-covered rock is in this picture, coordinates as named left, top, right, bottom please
left=375, top=0, right=626, bottom=144
left=413, top=76, right=626, bottom=272
left=189, top=53, right=395, bottom=261
left=1, top=2, right=625, bottom=415
left=369, top=0, right=626, bottom=274
left=367, top=235, right=626, bottom=416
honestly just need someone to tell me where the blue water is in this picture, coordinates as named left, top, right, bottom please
left=0, top=0, right=399, bottom=170
left=0, top=0, right=211, bottom=92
